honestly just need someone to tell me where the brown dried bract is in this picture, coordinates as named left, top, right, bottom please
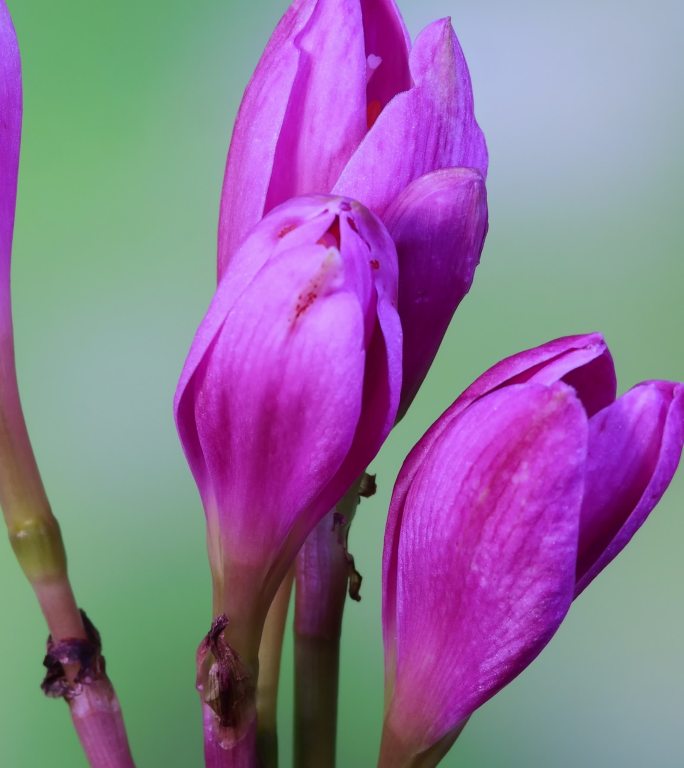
left=41, top=610, right=107, bottom=700
left=359, top=472, right=377, bottom=498
left=196, top=615, right=253, bottom=730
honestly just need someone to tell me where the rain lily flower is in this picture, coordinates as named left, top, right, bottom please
left=380, top=334, right=684, bottom=766
left=174, top=195, right=401, bottom=752
left=217, top=0, right=488, bottom=410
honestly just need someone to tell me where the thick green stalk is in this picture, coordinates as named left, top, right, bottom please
left=256, top=569, right=294, bottom=767
left=200, top=544, right=266, bottom=768
left=293, top=478, right=371, bottom=767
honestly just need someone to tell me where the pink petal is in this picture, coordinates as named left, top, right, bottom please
left=383, top=383, right=587, bottom=752
left=175, top=199, right=336, bottom=494
left=265, top=207, right=403, bottom=582
left=196, top=245, right=367, bottom=570
left=460, top=333, right=617, bottom=415
left=262, top=0, right=369, bottom=209
left=384, top=168, right=488, bottom=414
left=575, top=381, right=684, bottom=594
left=334, top=18, right=488, bottom=217
left=218, top=0, right=368, bottom=277
left=383, top=334, right=615, bottom=584
left=0, top=0, right=22, bottom=319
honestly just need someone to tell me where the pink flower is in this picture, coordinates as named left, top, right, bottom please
left=175, top=195, right=401, bottom=648
left=217, top=0, right=488, bottom=411
left=380, top=334, right=684, bottom=764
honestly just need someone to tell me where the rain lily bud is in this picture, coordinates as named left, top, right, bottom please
left=380, top=334, right=684, bottom=765
left=217, top=2, right=488, bottom=407
left=175, top=195, right=401, bottom=661
left=0, top=0, right=67, bottom=583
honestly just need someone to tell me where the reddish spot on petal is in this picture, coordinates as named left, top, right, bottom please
left=367, top=100, right=383, bottom=129
left=291, top=251, right=340, bottom=325
left=294, top=291, right=318, bottom=321
left=278, top=223, right=298, bottom=238
left=370, top=259, right=380, bottom=270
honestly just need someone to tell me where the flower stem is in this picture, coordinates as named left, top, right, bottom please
left=202, top=703, right=259, bottom=768
left=377, top=719, right=468, bottom=768
left=256, top=569, right=294, bottom=767
left=197, top=615, right=261, bottom=768
left=68, top=677, right=136, bottom=768
left=0, top=336, right=135, bottom=768
left=293, top=478, right=368, bottom=768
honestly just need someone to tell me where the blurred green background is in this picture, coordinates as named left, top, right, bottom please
left=2, top=0, right=683, bottom=765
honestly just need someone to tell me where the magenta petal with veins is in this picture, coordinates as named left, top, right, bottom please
left=383, top=382, right=587, bottom=754
left=382, top=335, right=684, bottom=761
left=176, top=195, right=401, bottom=612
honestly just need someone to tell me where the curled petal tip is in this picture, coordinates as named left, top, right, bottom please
left=576, top=380, right=684, bottom=594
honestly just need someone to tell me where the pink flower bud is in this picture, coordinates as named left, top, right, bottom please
left=381, top=334, right=684, bottom=763
left=175, top=195, right=402, bottom=644
left=217, top=2, right=488, bottom=410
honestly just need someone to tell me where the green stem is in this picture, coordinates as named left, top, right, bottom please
left=256, top=569, right=294, bottom=767
left=1, top=329, right=135, bottom=766
left=294, top=633, right=341, bottom=767
left=377, top=719, right=468, bottom=768
left=293, top=481, right=365, bottom=767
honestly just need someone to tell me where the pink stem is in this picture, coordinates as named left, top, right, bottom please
left=70, top=681, right=136, bottom=768
left=203, top=704, right=259, bottom=768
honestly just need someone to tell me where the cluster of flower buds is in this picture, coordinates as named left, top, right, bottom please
left=175, top=1, right=492, bottom=759
left=170, top=1, right=684, bottom=766
left=1, top=0, right=682, bottom=766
